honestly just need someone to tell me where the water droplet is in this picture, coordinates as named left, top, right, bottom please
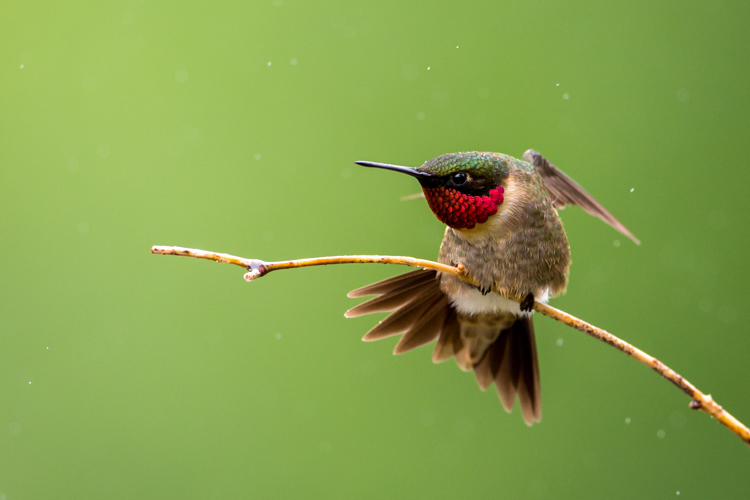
left=267, top=61, right=272, bottom=66
left=427, top=66, right=430, bottom=70
left=718, top=304, right=737, bottom=325
left=625, top=417, right=631, bottom=424
left=175, top=69, right=188, bottom=83
left=290, top=58, right=297, bottom=65
left=556, top=338, right=563, bottom=347
left=420, top=411, right=435, bottom=427
left=556, top=83, right=559, bottom=86
left=82, top=75, right=97, bottom=91
left=254, top=154, right=261, bottom=161
left=272, top=0, right=282, bottom=5
left=46, top=347, right=49, bottom=349
left=78, top=222, right=89, bottom=234
left=677, top=88, right=689, bottom=103
left=416, top=112, right=425, bottom=120
left=20, top=64, right=24, bottom=69
left=613, top=240, right=621, bottom=248
left=698, top=297, right=713, bottom=313
left=97, top=144, right=110, bottom=159
left=361, top=360, right=376, bottom=375
left=28, top=381, right=32, bottom=384
left=630, top=188, right=634, bottom=192
left=676, top=492, right=680, bottom=496
left=275, top=332, right=282, bottom=339
left=670, top=411, right=687, bottom=429
left=657, top=429, right=666, bottom=439
left=562, top=93, right=570, bottom=100
left=456, top=46, right=459, bottom=48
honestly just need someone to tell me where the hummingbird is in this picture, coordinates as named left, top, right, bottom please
left=345, top=150, right=638, bottom=425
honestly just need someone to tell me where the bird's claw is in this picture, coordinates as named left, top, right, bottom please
left=477, top=284, right=492, bottom=296
left=520, top=293, right=535, bottom=312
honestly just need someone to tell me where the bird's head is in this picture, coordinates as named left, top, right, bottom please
left=357, top=152, right=510, bottom=230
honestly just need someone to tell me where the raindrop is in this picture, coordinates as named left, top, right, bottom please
left=718, top=304, right=737, bottom=325
left=29, top=381, right=32, bottom=384
left=556, top=83, right=559, bottom=86
left=456, top=46, right=459, bottom=48
left=175, top=69, right=188, bottom=83
left=670, top=411, right=687, bottom=429
left=556, top=338, right=563, bottom=347
left=20, top=64, right=24, bottom=69
left=416, top=112, right=425, bottom=120
left=254, top=154, right=261, bottom=161
left=562, top=93, right=570, bottom=100
left=361, top=360, right=376, bottom=375
left=697, top=297, right=713, bottom=313
left=657, top=429, right=666, bottom=439
left=420, top=411, right=435, bottom=427
left=613, top=240, right=621, bottom=248
left=290, top=58, right=297, bottom=65
left=275, top=332, right=282, bottom=339
left=267, top=61, right=272, bottom=66
left=427, top=66, right=430, bottom=70
left=630, top=188, right=634, bottom=192
left=82, top=75, right=97, bottom=91
left=625, top=417, right=631, bottom=424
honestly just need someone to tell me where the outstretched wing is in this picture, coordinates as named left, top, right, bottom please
left=522, top=149, right=640, bottom=245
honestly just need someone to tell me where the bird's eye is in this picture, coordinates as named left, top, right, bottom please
left=452, top=172, right=467, bottom=186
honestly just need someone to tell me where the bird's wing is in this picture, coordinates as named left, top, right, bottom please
left=522, top=149, right=640, bottom=245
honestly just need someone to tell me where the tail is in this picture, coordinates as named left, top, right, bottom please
left=473, top=316, right=541, bottom=425
left=346, top=269, right=542, bottom=425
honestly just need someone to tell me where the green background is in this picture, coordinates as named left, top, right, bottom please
left=2, top=1, right=749, bottom=498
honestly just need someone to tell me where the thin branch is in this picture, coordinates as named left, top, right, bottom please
left=151, top=245, right=750, bottom=446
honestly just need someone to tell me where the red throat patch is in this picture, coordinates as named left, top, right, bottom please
left=422, top=186, right=504, bottom=229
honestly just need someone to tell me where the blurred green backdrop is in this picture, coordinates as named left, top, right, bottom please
left=2, top=0, right=749, bottom=498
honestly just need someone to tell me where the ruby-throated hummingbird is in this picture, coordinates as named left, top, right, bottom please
left=346, top=150, right=638, bottom=425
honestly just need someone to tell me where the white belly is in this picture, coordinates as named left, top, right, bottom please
left=448, top=287, right=550, bottom=317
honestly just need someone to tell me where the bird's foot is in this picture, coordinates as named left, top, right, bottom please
left=520, top=292, right=535, bottom=312
left=476, top=284, right=493, bottom=296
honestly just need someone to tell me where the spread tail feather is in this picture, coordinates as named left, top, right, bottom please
left=485, top=317, right=541, bottom=425
left=347, top=269, right=542, bottom=425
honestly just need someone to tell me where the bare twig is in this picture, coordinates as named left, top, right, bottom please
left=151, top=245, right=750, bottom=446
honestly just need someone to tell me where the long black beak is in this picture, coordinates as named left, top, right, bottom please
left=355, top=161, right=433, bottom=180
